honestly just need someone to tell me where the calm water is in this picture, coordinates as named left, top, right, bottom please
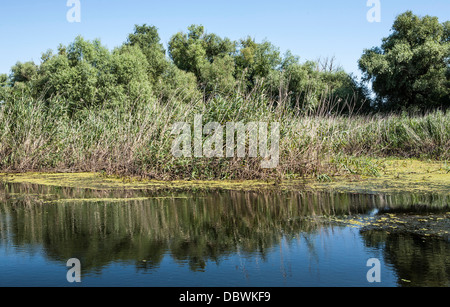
left=0, top=182, right=449, bottom=287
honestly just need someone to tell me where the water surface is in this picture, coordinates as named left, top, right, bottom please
left=0, top=182, right=449, bottom=287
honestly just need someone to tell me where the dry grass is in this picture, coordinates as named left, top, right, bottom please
left=0, top=91, right=448, bottom=181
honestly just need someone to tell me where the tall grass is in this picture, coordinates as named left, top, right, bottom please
left=0, top=90, right=449, bottom=180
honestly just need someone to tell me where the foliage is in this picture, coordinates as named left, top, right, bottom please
left=168, top=25, right=236, bottom=95
left=0, top=87, right=448, bottom=180
left=266, top=56, right=370, bottom=113
left=359, top=11, right=450, bottom=111
left=234, top=37, right=282, bottom=89
left=153, top=62, right=201, bottom=104
left=2, top=11, right=449, bottom=116
left=0, top=12, right=449, bottom=180
left=0, top=22, right=376, bottom=116
left=167, top=25, right=370, bottom=110
left=8, top=37, right=154, bottom=113
left=0, top=74, right=8, bottom=102
left=126, top=24, right=169, bottom=86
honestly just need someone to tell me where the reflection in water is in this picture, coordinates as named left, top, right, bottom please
left=361, top=231, right=449, bottom=287
left=0, top=182, right=449, bottom=286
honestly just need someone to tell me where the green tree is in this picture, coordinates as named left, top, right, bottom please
left=235, top=37, right=282, bottom=89
left=0, top=74, right=8, bottom=102
left=359, top=11, right=450, bottom=111
left=200, top=54, right=236, bottom=94
left=10, top=61, right=38, bottom=85
left=6, top=61, right=39, bottom=98
left=126, top=24, right=169, bottom=86
left=168, top=25, right=236, bottom=94
left=38, top=36, right=113, bottom=110
left=37, top=36, right=154, bottom=112
left=153, top=62, right=201, bottom=104
left=112, top=44, right=153, bottom=104
left=267, top=54, right=370, bottom=113
left=168, top=25, right=209, bottom=78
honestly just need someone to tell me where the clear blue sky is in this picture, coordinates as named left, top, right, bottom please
left=0, top=0, right=449, bottom=78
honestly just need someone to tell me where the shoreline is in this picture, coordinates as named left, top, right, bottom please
left=1, top=158, right=449, bottom=195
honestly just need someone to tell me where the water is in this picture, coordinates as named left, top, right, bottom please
left=0, top=182, right=449, bottom=287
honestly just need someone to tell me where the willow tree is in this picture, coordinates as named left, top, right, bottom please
left=168, top=25, right=237, bottom=94
left=359, top=11, right=450, bottom=111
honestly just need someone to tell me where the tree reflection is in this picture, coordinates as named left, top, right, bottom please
left=361, top=231, right=450, bottom=287
left=0, top=182, right=449, bottom=285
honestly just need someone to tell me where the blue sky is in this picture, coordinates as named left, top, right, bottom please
left=0, top=1, right=449, bottom=78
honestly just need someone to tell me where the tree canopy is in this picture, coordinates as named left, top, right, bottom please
left=359, top=11, right=450, bottom=111
left=3, top=12, right=447, bottom=115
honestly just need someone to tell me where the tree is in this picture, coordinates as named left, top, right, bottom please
left=112, top=44, right=153, bottom=104
left=126, top=24, right=169, bottom=85
left=168, top=25, right=236, bottom=94
left=200, top=54, right=236, bottom=94
left=234, top=37, right=282, bottom=89
left=359, top=11, right=450, bottom=111
left=168, top=25, right=209, bottom=78
left=266, top=53, right=370, bottom=113
left=36, top=36, right=154, bottom=112
left=0, top=74, right=7, bottom=85
left=153, top=62, right=201, bottom=104
left=10, top=61, right=38, bottom=85
left=0, top=74, right=8, bottom=102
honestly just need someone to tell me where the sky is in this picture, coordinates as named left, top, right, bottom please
left=0, top=0, right=449, bottom=79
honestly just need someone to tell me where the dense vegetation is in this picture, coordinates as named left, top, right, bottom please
left=359, top=11, right=450, bottom=111
left=0, top=24, right=370, bottom=114
left=0, top=11, right=448, bottom=180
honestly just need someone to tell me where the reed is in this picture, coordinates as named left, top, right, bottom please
left=0, top=89, right=448, bottom=180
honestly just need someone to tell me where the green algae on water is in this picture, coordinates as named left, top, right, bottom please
left=1, top=158, right=449, bottom=194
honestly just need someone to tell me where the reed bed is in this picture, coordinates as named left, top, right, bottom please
left=0, top=91, right=448, bottom=180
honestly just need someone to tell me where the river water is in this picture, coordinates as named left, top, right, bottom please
left=0, top=182, right=448, bottom=287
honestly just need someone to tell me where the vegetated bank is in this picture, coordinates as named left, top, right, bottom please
left=0, top=93, right=448, bottom=182
left=0, top=11, right=448, bottom=182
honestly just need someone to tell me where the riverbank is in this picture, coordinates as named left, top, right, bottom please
left=1, top=95, right=449, bottom=182
left=1, top=158, right=449, bottom=195
left=2, top=157, right=449, bottom=286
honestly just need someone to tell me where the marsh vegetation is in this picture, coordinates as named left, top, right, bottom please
left=0, top=11, right=448, bottom=181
